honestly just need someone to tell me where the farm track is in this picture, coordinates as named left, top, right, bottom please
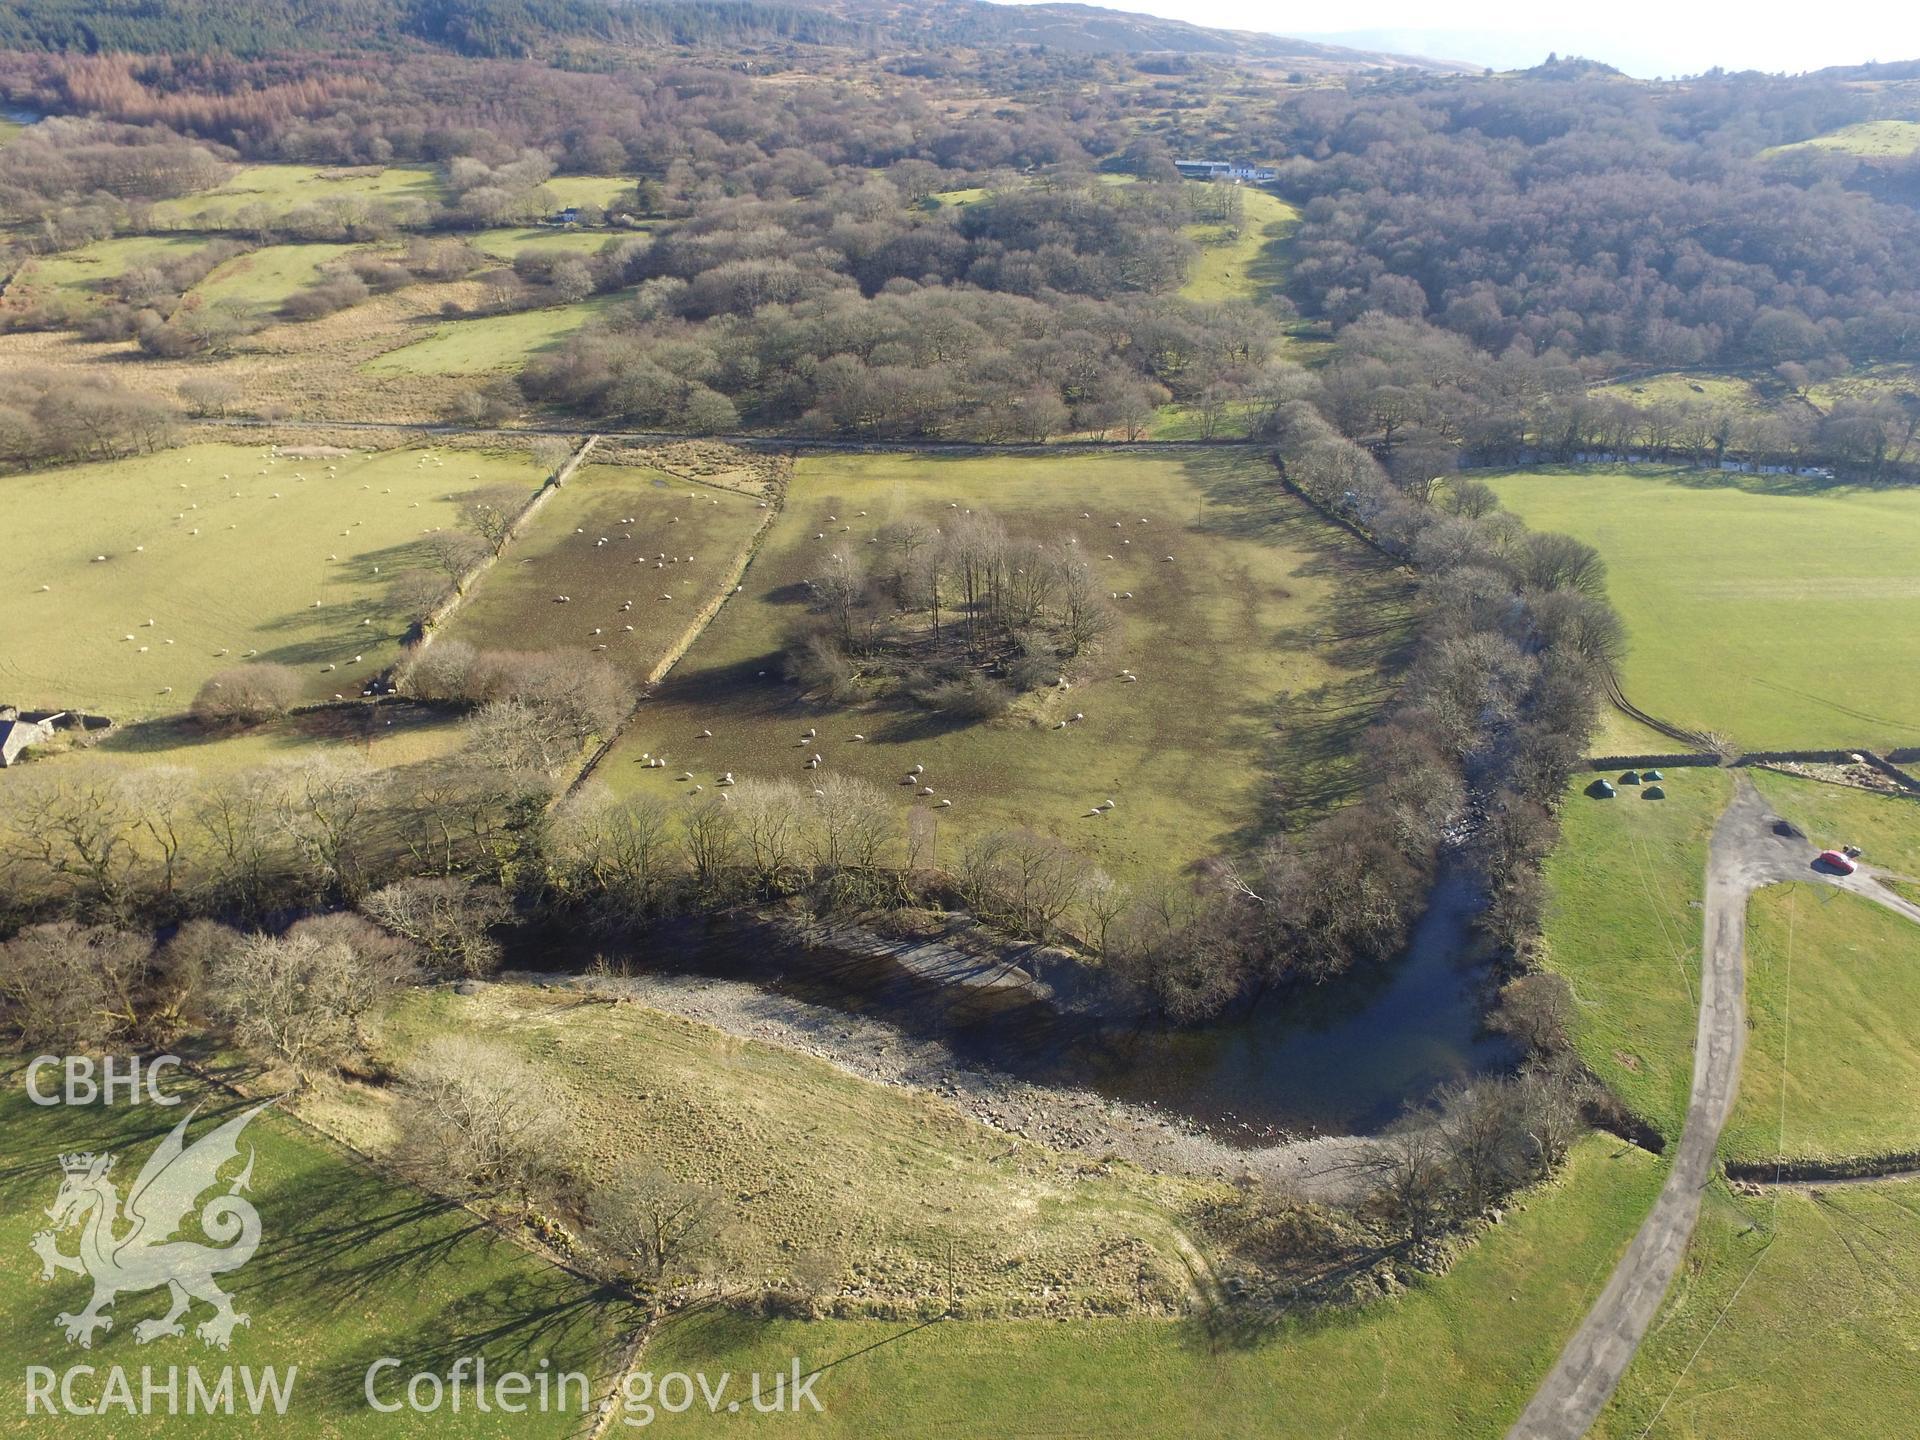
left=1510, top=776, right=1920, bottom=1439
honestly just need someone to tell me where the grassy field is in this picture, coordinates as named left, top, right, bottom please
left=4, top=442, right=547, bottom=718
left=318, top=982, right=1216, bottom=1314
left=470, top=227, right=624, bottom=260
left=1722, top=884, right=1920, bottom=1166
left=0, top=1059, right=630, bottom=1437
left=638, top=1135, right=1662, bottom=1438
left=6, top=235, right=210, bottom=303
left=435, top=462, right=767, bottom=683
left=600, top=449, right=1410, bottom=881
left=541, top=175, right=634, bottom=209
left=1592, top=370, right=1765, bottom=412
left=1596, top=1178, right=1920, bottom=1439
left=364, top=293, right=620, bottom=374
left=54, top=701, right=469, bottom=776
left=149, top=163, right=445, bottom=228
left=193, top=242, right=364, bottom=310
left=1539, top=767, right=1733, bottom=1140
left=1767, top=119, right=1920, bottom=157
left=1179, top=188, right=1299, bottom=304
left=1485, top=468, right=1920, bottom=749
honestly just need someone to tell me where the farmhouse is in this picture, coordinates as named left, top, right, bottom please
left=1175, top=159, right=1278, bottom=182
left=0, top=708, right=62, bottom=766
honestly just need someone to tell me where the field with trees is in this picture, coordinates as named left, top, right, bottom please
left=5, top=442, right=547, bottom=717
left=1597, top=1178, right=1920, bottom=1440
left=192, top=241, right=365, bottom=309
left=602, top=447, right=1411, bottom=883
left=364, top=291, right=620, bottom=375
left=428, top=459, right=770, bottom=684
left=1487, top=469, right=1920, bottom=749
left=0, top=1059, right=631, bottom=1438
left=640, top=1136, right=1663, bottom=1439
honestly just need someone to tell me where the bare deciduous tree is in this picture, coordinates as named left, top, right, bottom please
left=393, top=1036, right=569, bottom=1208
left=587, top=1158, right=727, bottom=1284
left=359, top=876, right=510, bottom=978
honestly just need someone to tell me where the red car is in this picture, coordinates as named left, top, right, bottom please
left=1817, top=849, right=1858, bottom=874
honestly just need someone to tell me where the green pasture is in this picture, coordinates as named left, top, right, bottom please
left=470, top=227, right=622, bottom=260
left=1179, top=187, right=1299, bottom=304
left=437, top=462, right=766, bottom=681
left=3, top=442, right=546, bottom=719
left=1598, top=1178, right=1920, bottom=1439
left=149, top=163, right=445, bottom=229
left=541, top=175, right=633, bottom=209
left=1723, top=884, right=1920, bottom=1166
left=7, top=235, right=210, bottom=302
left=364, top=293, right=619, bottom=374
left=599, top=449, right=1410, bottom=882
left=1767, top=119, right=1920, bottom=157
left=1485, top=467, right=1920, bottom=749
left=1539, top=767, right=1733, bottom=1140
left=0, top=1060, right=630, bottom=1437
left=193, top=242, right=364, bottom=310
left=640, top=1136, right=1662, bottom=1439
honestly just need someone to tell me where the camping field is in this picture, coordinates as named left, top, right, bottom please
left=1537, top=767, right=1733, bottom=1141
left=638, top=1136, right=1662, bottom=1440
left=364, top=293, right=621, bottom=374
left=147, top=163, right=446, bottom=228
left=4, top=442, right=548, bottom=719
left=1721, top=883, right=1920, bottom=1167
left=1596, top=1178, right=1920, bottom=1440
left=600, top=448, right=1411, bottom=882
left=0, top=1060, right=631, bottom=1438
left=432, top=462, right=770, bottom=683
left=1484, top=468, right=1920, bottom=749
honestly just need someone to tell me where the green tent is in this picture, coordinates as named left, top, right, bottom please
left=1590, top=778, right=1617, bottom=798
left=1643, top=785, right=1666, bottom=799
left=1643, top=769, right=1664, bottom=781
left=1621, top=770, right=1641, bottom=784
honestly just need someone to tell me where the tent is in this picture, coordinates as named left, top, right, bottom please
left=1643, top=785, right=1666, bottom=799
left=1621, top=770, right=1640, bottom=784
left=1643, top=769, right=1664, bottom=781
left=1589, top=778, right=1616, bottom=798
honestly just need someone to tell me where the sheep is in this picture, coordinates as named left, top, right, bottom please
left=918, top=786, right=935, bottom=796
left=39, top=584, right=52, bottom=592
left=123, top=634, right=135, bottom=642
left=1052, top=720, right=1067, bottom=730
left=909, top=763, right=924, bottom=775
left=717, top=773, right=735, bottom=785
left=803, top=727, right=817, bottom=739
left=623, top=624, right=634, bottom=631
left=163, top=638, right=174, bottom=646
left=159, top=686, right=173, bottom=695
left=353, top=655, right=362, bottom=664
left=934, top=799, right=952, bottom=808
left=698, top=728, right=713, bottom=738
left=850, top=734, right=865, bottom=742
left=1164, top=555, right=1175, bottom=562
left=1085, top=808, right=1103, bottom=818
left=691, top=785, right=704, bottom=793
left=137, top=646, right=149, bottom=653
left=812, top=788, right=826, bottom=798
left=660, top=594, right=673, bottom=601
left=322, top=663, right=336, bottom=673
left=678, top=772, right=695, bottom=781
left=1071, top=712, right=1084, bottom=722
left=1098, top=799, right=1115, bottom=811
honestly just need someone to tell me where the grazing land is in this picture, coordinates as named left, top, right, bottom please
left=602, top=448, right=1411, bottom=881
left=0, top=1059, right=630, bottom=1438
left=147, top=163, right=446, bottom=228
left=1485, top=468, right=1920, bottom=749
left=1766, top=119, right=1920, bottom=157
left=539, top=175, right=635, bottom=209
left=5, top=234, right=210, bottom=305
left=642, top=1136, right=1661, bottom=1439
left=66, top=701, right=469, bottom=777
left=1179, top=187, right=1299, bottom=304
left=364, top=293, right=620, bottom=374
left=193, top=242, right=365, bottom=310
left=1537, top=767, right=1734, bottom=1140
left=469, top=227, right=624, bottom=260
left=1722, top=884, right=1920, bottom=1166
left=4, top=442, right=546, bottom=718
left=434, top=461, right=769, bottom=683
left=1595, top=1179, right=1920, bottom=1440
left=320, top=981, right=1216, bottom=1314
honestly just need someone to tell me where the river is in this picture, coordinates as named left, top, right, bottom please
left=526, top=862, right=1514, bottom=1144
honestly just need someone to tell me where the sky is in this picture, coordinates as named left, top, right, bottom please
left=1018, top=0, right=1920, bottom=77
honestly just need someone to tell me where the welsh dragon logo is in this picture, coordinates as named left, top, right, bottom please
left=30, top=1103, right=269, bottom=1350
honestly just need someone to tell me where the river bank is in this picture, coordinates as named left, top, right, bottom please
left=516, top=966, right=1383, bottom=1204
